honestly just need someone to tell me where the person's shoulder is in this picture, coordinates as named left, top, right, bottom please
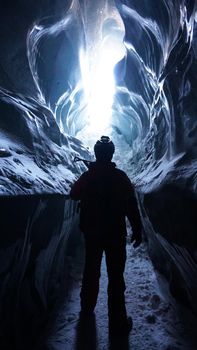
left=80, top=162, right=97, bottom=178
left=77, top=169, right=90, bottom=180
left=114, top=167, right=128, bottom=178
left=114, top=168, right=134, bottom=186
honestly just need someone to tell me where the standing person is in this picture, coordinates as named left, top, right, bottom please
left=70, top=136, right=142, bottom=335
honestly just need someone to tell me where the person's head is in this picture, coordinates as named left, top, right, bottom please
left=94, top=136, right=115, bottom=163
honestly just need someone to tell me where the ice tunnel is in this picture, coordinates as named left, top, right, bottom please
left=0, top=0, right=197, bottom=348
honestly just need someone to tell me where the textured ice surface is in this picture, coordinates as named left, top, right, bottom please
left=0, top=89, right=90, bottom=195
left=41, top=242, right=197, bottom=350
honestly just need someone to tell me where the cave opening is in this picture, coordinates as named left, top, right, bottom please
left=53, top=1, right=135, bottom=162
left=27, top=0, right=145, bottom=171
left=76, top=16, right=126, bottom=145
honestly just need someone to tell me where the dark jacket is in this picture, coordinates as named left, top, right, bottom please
left=70, top=161, right=142, bottom=239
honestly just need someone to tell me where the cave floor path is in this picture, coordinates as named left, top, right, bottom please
left=44, top=242, right=197, bottom=350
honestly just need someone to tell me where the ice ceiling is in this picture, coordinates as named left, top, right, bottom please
left=0, top=0, right=196, bottom=190
left=24, top=0, right=197, bottom=175
left=27, top=0, right=127, bottom=147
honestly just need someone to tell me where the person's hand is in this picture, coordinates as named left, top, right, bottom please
left=130, top=231, right=142, bottom=248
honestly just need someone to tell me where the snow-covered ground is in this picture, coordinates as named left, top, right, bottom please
left=40, top=238, right=197, bottom=350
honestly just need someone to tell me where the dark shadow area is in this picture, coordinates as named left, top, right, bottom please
left=0, top=194, right=78, bottom=350
left=156, top=272, right=197, bottom=350
left=74, top=310, right=131, bottom=350
left=143, top=184, right=197, bottom=313
left=144, top=184, right=197, bottom=248
left=75, top=313, right=97, bottom=350
left=109, top=334, right=130, bottom=350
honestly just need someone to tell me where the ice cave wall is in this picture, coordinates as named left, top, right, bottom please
left=0, top=0, right=197, bottom=347
left=0, top=1, right=88, bottom=347
left=116, top=0, right=197, bottom=311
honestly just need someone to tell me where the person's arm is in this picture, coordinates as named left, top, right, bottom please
left=70, top=172, right=89, bottom=201
left=125, top=176, right=143, bottom=247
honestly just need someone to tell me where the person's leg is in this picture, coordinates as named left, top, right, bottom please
left=105, top=238, right=128, bottom=327
left=80, top=238, right=103, bottom=313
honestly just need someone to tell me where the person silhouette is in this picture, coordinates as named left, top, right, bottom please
left=70, top=136, right=142, bottom=335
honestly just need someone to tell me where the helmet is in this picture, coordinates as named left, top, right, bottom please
left=94, top=136, right=115, bottom=162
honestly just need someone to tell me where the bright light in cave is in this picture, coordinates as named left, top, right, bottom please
left=79, top=30, right=125, bottom=136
